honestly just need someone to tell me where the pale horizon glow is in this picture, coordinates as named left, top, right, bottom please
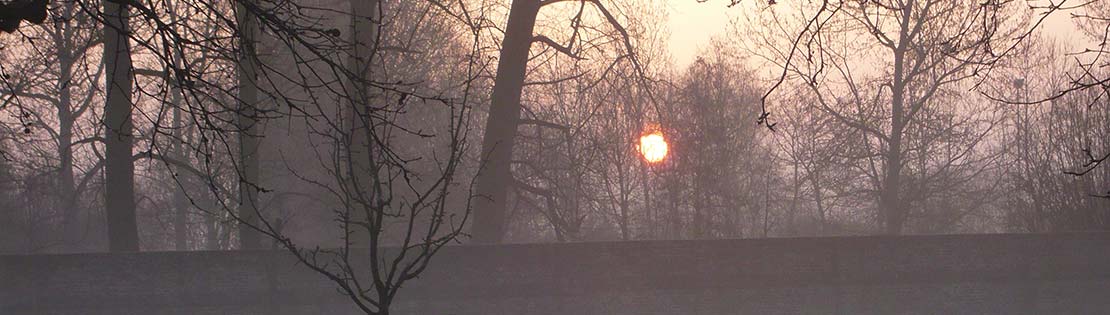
left=663, top=1, right=1089, bottom=69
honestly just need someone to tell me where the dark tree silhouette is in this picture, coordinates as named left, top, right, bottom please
left=0, top=0, right=47, bottom=33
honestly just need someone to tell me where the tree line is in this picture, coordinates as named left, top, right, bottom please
left=2, top=0, right=1109, bottom=250
left=1, top=0, right=1109, bottom=312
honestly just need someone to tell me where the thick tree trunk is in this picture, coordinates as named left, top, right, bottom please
left=345, top=0, right=379, bottom=249
left=470, top=0, right=541, bottom=244
left=881, top=4, right=911, bottom=235
left=102, top=0, right=139, bottom=252
left=236, top=1, right=263, bottom=250
left=57, top=44, right=79, bottom=248
left=880, top=130, right=905, bottom=235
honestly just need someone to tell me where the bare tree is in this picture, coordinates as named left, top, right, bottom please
left=129, top=0, right=482, bottom=312
left=1021, top=2, right=1110, bottom=197
left=772, top=90, right=871, bottom=235
left=741, top=0, right=1026, bottom=234
left=5, top=0, right=488, bottom=310
left=988, top=36, right=1110, bottom=231
left=470, top=0, right=650, bottom=243
left=0, top=0, right=105, bottom=251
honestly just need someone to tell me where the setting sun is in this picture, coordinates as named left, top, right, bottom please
left=639, top=131, right=669, bottom=163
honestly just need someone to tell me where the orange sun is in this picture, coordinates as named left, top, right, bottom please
left=639, top=130, right=669, bottom=163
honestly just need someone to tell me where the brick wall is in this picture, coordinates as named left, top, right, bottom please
left=3, top=233, right=1110, bottom=314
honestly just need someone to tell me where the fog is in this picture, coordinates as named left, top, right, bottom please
left=1, top=0, right=1109, bottom=314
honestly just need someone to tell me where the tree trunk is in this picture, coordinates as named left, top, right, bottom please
left=205, top=202, right=220, bottom=250
left=470, top=0, right=542, bottom=244
left=692, top=175, right=704, bottom=238
left=345, top=0, right=379, bottom=249
left=787, top=162, right=799, bottom=236
left=164, top=0, right=189, bottom=251
left=879, top=0, right=914, bottom=235
left=102, top=0, right=139, bottom=252
left=56, top=40, right=79, bottom=248
left=172, top=96, right=188, bottom=251
left=882, top=29, right=907, bottom=235
left=881, top=135, right=905, bottom=235
left=811, top=169, right=828, bottom=235
left=236, top=0, right=263, bottom=250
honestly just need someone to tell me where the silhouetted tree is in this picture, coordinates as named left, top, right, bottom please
left=471, top=0, right=648, bottom=243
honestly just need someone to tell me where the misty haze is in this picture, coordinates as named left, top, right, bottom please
left=1, top=0, right=1110, bottom=314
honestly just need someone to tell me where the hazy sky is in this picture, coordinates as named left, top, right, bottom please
left=664, top=1, right=734, bottom=68
left=662, top=1, right=1089, bottom=68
